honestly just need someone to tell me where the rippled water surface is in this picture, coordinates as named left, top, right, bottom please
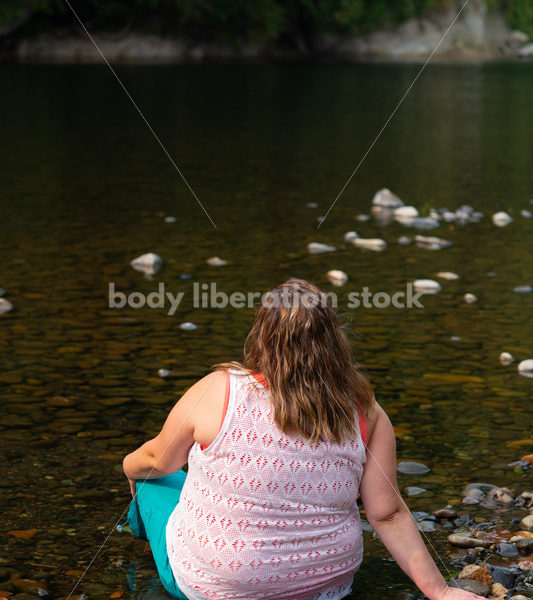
left=1, top=62, right=532, bottom=600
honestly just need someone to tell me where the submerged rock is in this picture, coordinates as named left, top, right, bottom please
left=414, top=235, right=452, bottom=250
left=130, top=252, right=162, bottom=276
left=307, top=242, right=336, bottom=255
left=306, top=202, right=318, bottom=208
left=521, top=209, right=532, bottom=218
left=371, top=188, right=404, bottom=208
left=356, top=214, right=371, bottom=222
left=157, top=368, right=171, bottom=377
left=352, top=238, right=387, bottom=251
left=514, top=285, right=532, bottom=293
left=397, top=461, right=430, bottom=475
left=492, top=211, right=513, bottom=227
left=394, top=205, right=419, bottom=219
left=206, top=256, right=227, bottom=266
left=179, top=322, right=198, bottom=331
left=413, top=279, right=441, bottom=294
left=164, top=216, right=177, bottom=223
left=326, top=270, right=348, bottom=287
left=397, top=236, right=411, bottom=245
left=464, top=293, right=478, bottom=304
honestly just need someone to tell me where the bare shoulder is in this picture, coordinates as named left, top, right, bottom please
left=365, top=397, right=392, bottom=443
left=185, top=370, right=228, bottom=447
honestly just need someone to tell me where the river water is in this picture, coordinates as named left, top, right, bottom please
left=0, top=62, right=532, bottom=599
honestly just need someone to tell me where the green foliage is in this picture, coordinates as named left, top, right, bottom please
left=498, top=0, right=533, bottom=37
left=1, top=0, right=532, bottom=44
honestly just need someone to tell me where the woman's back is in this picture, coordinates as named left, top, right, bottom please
left=166, top=369, right=366, bottom=600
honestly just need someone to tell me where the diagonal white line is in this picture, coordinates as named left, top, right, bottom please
left=64, top=373, right=218, bottom=600
left=317, top=0, right=471, bottom=229
left=315, top=372, right=457, bottom=587
left=62, top=0, right=217, bottom=229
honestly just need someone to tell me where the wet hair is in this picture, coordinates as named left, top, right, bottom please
left=216, top=278, right=374, bottom=444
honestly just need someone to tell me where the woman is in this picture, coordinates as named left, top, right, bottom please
left=123, top=279, right=483, bottom=600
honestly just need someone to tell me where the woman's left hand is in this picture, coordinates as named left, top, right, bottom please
left=128, top=477, right=137, bottom=499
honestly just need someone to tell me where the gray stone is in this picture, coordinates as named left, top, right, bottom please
left=397, top=461, right=430, bottom=475
left=450, top=578, right=490, bottom=596
left=447, top=533, right=491, bottom=548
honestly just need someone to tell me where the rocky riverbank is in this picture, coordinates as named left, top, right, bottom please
left=9, top=4, right=533, bottom=63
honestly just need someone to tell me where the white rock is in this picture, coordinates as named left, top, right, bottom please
left=207, top=256, right=227, bottom=266
left=521, top=209, right=532, bottom=218
left=464, top=293, right=478, bottom=304
left=413, top=279, right=441, bottom=294
left=371, top=188, right=404, bottom=208
left=436, top=272, right=459, bottom=280
left=130, top=252, right=163, bottom=276
left=442, top=211, right=456, bottom=222
left=307, top=242, right=336, bottom=255
left=157, top=368, right=171, bottom=377
left=414, top=235, right=452, bottom=250
left=500, top=352, right=514, bottom=366
left=514, top=285, right=532, bottom=293
left=344, top=231, right=359, bottom=243
left=408, top=217, right=440, bottom=230
left=398, top=236, right=411, bottom=245
left=394, top=205, right=419, bottom=219
left=0, top=298, right=13, bottom=314
left=518, top=359, right=533, bottom=374
left=352, top=238, right=387, bottom=251
left=327, top=270, right=348, bottom=286
left=164, top=216, right=177, bottom=223
left=518, top=43, right=533, bottom=58
left=356, top=214, right=371, bottom=222
left=492, top=211, right=513, bottom=227
left=179, top=322, right=198, bottom=331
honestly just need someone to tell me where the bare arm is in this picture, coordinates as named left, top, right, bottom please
left=122, top=371, right=221, bottom=482
left=359, top=403, right=483, bottom=600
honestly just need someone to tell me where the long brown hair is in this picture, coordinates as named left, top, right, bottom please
left=216, top=279, right=374, bottom=444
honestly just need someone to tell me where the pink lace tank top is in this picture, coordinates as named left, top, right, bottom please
left=166, top=369, right=367, bottom=600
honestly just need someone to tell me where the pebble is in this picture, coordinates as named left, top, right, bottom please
left=206, top=256, right=227, bottom=266
left=496, top=542, right=519, bottom=557
left=179, top=322, right=198, bottom=331
left=356, top=214, right=371, bottom=222
left=305, top=202, right=318, bottom=208
left=406, top=486, right=427, bottom=496
left=307, top=242, right=336, bottom=255
left=352, top=238, right=387, bottom=251
left=447, top=533, right=491, bottom=548
left=0, top=298, right=13, bottom=314
left=450, top=578, right=490, bottom=596
left=164, top=216, right=176, bottom=223
left=130, top=252, right=162, bottom=276
left=414, top=235, right=451, bottom=250
left=432, top=508, right=457, bottom=520
left=413, top=279, right=441, bottom=294
left=394, top=206, right=419, bottom=219
left=397, top=236, right=411, bottom=245
left=371, top=188, right=404, bottom=208
left=500, top=352, right=514, bottom=365
left=157, top=368, right=171, bottom=377
left=408, top=217, right=440, bottom=229
left=442, top=211, right=456, bottom=222
left=397, top=461, right=430, bottom=475
left=492, top=211, right=513, bottom=227
left=326, top=270, right=348, bottom=287
left=436, top=272, right=459, bottom=280
left=343, top=231, right=359, bottom=243
left=179, top=273, right=192, bottom=280
left=464, top=293, right=478, bottom=304
left=520, top=209, right=532, bottom=218
left=517, top=538, right=533, bottom=554
left=520, top=514, right=533, bottom=531
left=514, top=285, right=532, bottom=293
